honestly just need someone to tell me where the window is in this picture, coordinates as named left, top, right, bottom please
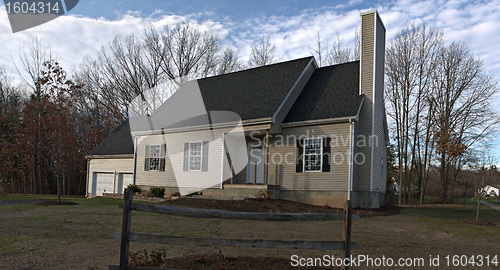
left=183, top=141, right=209, bottom=172
left=303, top=138, right=322, bottom=172
left=144, top=144, right=166, bottom=172
left=296, top=137, right=331, bottom=173
left=149, top=145, right=161, bottom=171
left=189, top=142, right=202, bottom=171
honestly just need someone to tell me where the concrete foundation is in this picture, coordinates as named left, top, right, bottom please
left=279, top=190, right=349, bottom=208
left=353, top=191, right=385, bottom=209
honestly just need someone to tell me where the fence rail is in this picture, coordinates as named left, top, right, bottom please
left=110, top=188, right=356, bottom=270
left=122, top=202, right=359, bottom=221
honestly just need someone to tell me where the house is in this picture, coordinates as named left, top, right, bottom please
left=479, top=185, right=500, bottom=197
left=86, top=10, right=388, bottom=209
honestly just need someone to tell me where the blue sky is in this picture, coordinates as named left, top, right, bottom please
left=1, top=0, right=499, bottom=163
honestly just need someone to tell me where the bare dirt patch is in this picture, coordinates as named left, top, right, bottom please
left=36, top=200, right=79, bottom=206
left=457, top=219, right=494, bottom=226
left=160, top=197, right=400, bottom=218
left=128, top=248, right=331, bottom=270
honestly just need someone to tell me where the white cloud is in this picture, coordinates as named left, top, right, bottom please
left=0, top=9, right=226, bottom=79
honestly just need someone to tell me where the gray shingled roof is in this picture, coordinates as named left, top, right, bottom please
left=87, top=120, right=134, bottom=156
left=283, top=61, right=362, bottom=123
left=89, top=58, right=363, bottom=156
left=198, top=57, right=313, bottom=120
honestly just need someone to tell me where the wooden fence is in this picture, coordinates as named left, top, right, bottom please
left=109, top=189, right=357, bottom=270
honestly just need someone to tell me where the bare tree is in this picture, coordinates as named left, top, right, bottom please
left=13, top=37, right=56, bottom=97
left=0, top=66, right=17, bottom=109
left=432, top=42, right=499, bottom=201
left=77, top=22, right=228, bottom=117
left=385, top=23, right=444, bottom=205
left=352, top=29, right=360, bottom=62
left=330, top=35, right=353, bottom=65
left=309, top=31, right=331, bottom=67
left=218, top=47, right=243, bottom=75
left=249, top=36, right=278, bottom=67
left=10, top=37, right=59, bottom=195
left=309, top=31, right=360, bottom=67
left=145, top=23, right=220, bottom=85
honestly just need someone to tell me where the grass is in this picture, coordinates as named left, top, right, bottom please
left=0, top=194, right=499, bottom=269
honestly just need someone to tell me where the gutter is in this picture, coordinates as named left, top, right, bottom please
left=85, top=154, right=134, bottom=159
left=132, top=117, right=272, bottom=136
left=281, top=116, right=357, bottom=128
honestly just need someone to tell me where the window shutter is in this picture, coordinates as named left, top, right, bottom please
left=296, top=139, right=304, bottom=172
left=183, top=143, right=189, bottom=171
left=202, top=141, right=209, bottom=171
left=322, top=137, right=331, bottom=172
left=144, top=145, right=150, bottom=171
left=159, top=144, right=166, bottom=171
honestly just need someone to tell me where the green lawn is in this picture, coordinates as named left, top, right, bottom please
left=0, top=194, right=499, bottom=269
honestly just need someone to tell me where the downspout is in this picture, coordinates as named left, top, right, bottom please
left=220, top=132, right=226, bottom=189
left=348, top=120, right=355, bottom=201
left=132, top=135, right=138, bottom=185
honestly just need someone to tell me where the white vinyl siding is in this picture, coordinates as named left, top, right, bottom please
left=358, top=11, right=375, bottom=192
left=134, top=128, right=230, bottom=189
left=269, top=123, right=351, bottom=191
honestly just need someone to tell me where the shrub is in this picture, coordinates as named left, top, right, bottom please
left=127, top=184, right=142, bottom=194
left=150, top=187, right=166, bottom=198
left=129, top=249, right=167, bottom=267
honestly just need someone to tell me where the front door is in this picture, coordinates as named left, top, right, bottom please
left=246, top=143, right=264, bottom=184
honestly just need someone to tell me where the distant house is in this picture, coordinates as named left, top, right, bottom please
left=479, top=185, right=500, bottom=197
left=85, top=10, right=389, bottom=209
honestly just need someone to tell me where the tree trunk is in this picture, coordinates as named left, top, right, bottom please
left=57, top=175, right=61, bottom=203
left=440, top=151, right=447, bottom=201
left=475, top=195, right=481, bottom=222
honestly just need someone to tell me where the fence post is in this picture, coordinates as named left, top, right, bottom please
left=230, top=162, right=234, bottom=185
left=342, top=200, right=352, bottom=270
left=274, top=164, right=279, bottom=185
left=119, top=188, right=133, bottom=270
left=253, top=162, right=257, bottom=185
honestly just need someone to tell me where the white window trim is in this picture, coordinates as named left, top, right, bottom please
left=188, top=141, right=203, bottom=171
left=303, top=137, right=323, bottom=172
left=149, top=144, right=161, bottom=171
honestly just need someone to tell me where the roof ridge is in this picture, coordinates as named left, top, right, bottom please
left=317, top=60, right=360, bottom=70
left=199, top=56, right=315, bottom=80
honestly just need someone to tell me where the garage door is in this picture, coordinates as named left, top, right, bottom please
left=117, top=173, right=133, bottom=195
left=92, top=172, right=115, bottom=197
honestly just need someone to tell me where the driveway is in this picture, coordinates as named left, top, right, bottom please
left=480, top=200, right=500, bottom=212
